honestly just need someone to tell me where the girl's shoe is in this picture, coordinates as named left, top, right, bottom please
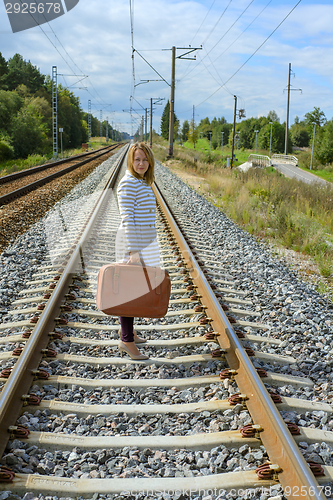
left=118, top=341, right=149, bottom=360
left=118, top=329, right=146, bottom=343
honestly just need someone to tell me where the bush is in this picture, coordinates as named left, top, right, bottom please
left=0, top=136, right=14, bottom=161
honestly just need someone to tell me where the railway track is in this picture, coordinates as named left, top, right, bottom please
left=0, top=144, right=121, bottom=206
left=0, top=144, right=332, bottom=499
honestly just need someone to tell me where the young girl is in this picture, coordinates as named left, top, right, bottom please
left=115, top=142, right=160, bottom=359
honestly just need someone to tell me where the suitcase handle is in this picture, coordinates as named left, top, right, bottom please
left=113, top=263, right=161, bottom=296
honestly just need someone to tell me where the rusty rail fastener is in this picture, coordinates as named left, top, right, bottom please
left=211, top=348, right=225, bottom=358
left=0, top=368, right=12, bottom=378
left=0, top=466, right=15, bottom=482
left=235, top=329, right=246, bottom=338
left=228, top=393, right=248, bottom=405
left=8, top=425, right=30, bottom=439
left=240, top=423, right=263, bottom=438
left=22, top=394, right=41, bottom=406
left=32, top=369, right=50, bottom=380
left=219, top=368, right=238, bottom=380
left=204, top=331, right=219, bottom=340
left=48, top=331, right=63, bottom=340
left=285, top=421, right=301, bottom=435
left=268, top=389, right=282, bottom=404
left=307, top=462, right=325, bottom=477
left=21, top=330, right=32, bottom=339
left=256, top=463, right=281, bottom=480
left=256, top=368, right=267, bottom=378
left=41, top=348, right=57, bottom=358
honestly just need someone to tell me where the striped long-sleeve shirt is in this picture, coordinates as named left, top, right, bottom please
left=116, top=170, right=160, bottom=267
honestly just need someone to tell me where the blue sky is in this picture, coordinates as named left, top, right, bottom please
left=1, top=0, right=333, bottom=135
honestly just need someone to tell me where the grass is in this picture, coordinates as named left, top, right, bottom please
left=181, top=139, right=252, bottom=166
left=153, top=138, right=333, bottom=298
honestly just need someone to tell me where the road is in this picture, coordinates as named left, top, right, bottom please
left=273, top=162, right=330, bottom=186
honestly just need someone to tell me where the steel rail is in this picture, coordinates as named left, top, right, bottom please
left=0, top=144, right=129, bottom=459
left=0, top=144, right=120, bottom=206
left=0, top=144, right=118, bottom=185
left=153, top=182, right=326, bottom=500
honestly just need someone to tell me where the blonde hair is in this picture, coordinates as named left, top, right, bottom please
left=127, top=142, right=155, bottom=185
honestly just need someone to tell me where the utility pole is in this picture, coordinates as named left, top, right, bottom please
left=269, top=122, right=273, bottom=158
left=255, top=130, right=259, bottom=154
left=231, top=96, right=237, bottom=169
left=168, top=46, right=202, bottom=157
left=192, top=105, right=196, bottom=149
left=100, top=110, right=103, bottom=144
left=145, top=108, right=148, bottom=142
left=168, top=46, right=176, bottom=157
left=150, top=98, right=153, bottom=147
left=149, top=97, right=164, bottom=148
left=310, top=123, right=316, bottom=170
left=284, top=63, right=291, bottom=155
left=284, top=63, right=301, bottom=155
left=106, top=117, right=109, bottom=143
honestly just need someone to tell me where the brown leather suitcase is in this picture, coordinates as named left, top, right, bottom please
left=96, top=263, right=171, bottom=318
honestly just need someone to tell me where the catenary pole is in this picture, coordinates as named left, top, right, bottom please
left=168, top=46, right=176, bottom=157
left=231, top=95, right=237, bottom=169
left=284, top=63, right=291, bottom=155
left=150, top=98, right=153, bottom=147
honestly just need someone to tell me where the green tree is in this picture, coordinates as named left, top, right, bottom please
left=187, top=119, right=198, bottom=148
left=304, top=107, right=326, bottom=128
left=160, top=100, right=178, bottom=141
left=197, top=117, right=211, bottom=138
left=267, top=110, right=280, bottom=123
left=11, top=100, right=48, bottom=157
left=160, top=100, right=170, bottom=140
left=315, top=119, right=333, bottom=165
left=0, top=134, right=14, bottom=161
left=0, top=52, right=8, bottom=90
left=0, top=89, right=23, bottom=135
left=3, top=53, right=45, bottom=93
left=181, top=120, right=189, bottom=142
left=258, top=121, right=286, bottom=153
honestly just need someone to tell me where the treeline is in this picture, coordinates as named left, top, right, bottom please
left=0, top=53, right=127, bottom=162
left=160, top=101, right=333, bottom=165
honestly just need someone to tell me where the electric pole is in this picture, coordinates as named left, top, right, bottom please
left=168, top=46, right=202, bottom=157
left=284, top=63, right=301, bottom=155
left=145, top=108, right=148, bottom=142
left=150, top=98, right=153, bottom=147
left=100, top=110, right=103, bottom=144
left=231, top=96, right=237, bottom=169
left=284, top=63, right=291, bottom=155
left=168, top=46, right=176, bottom=157
left=149, top=98, right=164, bottom=148
left=192, top=105, right=196, bottom=149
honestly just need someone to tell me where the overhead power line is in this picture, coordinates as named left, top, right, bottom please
left=202, top=0, right=233, bottom=46
left=181, top=0, right=273, bottom=87
left=180, top=0, right=255, bottom=83
left=192, top=0, right=303, bottom=110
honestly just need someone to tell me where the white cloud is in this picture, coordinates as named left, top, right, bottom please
left=1, top=0, right=333, bottom=134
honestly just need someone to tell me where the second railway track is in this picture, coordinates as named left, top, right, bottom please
left=0, top=144, right=121, bottom=206
left=0, top=144, right=332, bottom=499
